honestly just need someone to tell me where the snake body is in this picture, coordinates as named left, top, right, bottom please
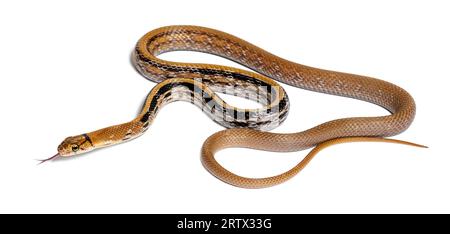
left=51, top=26, right=419, bottom=188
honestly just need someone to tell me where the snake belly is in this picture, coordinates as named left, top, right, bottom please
left=57, top=25, right=416, bottom=188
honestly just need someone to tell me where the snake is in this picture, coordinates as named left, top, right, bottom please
left=41, top=25, right=425, bottom=188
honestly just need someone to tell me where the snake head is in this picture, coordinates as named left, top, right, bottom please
left=57, top=134, right=94, bottom=157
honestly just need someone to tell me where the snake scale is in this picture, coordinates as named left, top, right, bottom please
left=42, top=25, right=424, bottom=188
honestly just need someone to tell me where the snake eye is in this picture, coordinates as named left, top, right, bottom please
left=71, top=144, right=79, bottom=152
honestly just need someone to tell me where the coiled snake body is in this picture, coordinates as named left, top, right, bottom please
left=44, top=26, right=423, bottom=188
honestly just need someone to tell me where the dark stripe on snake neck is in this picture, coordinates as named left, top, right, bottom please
left=82, top=133, right=93, bottom=145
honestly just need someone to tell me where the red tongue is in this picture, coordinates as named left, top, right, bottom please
left=37, top=153, right=60, bottom=165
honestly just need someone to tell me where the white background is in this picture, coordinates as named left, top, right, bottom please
left=0, top=0, right=448, bottom=213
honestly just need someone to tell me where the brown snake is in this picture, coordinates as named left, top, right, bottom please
left=43, top=25, right=425, bottom=188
